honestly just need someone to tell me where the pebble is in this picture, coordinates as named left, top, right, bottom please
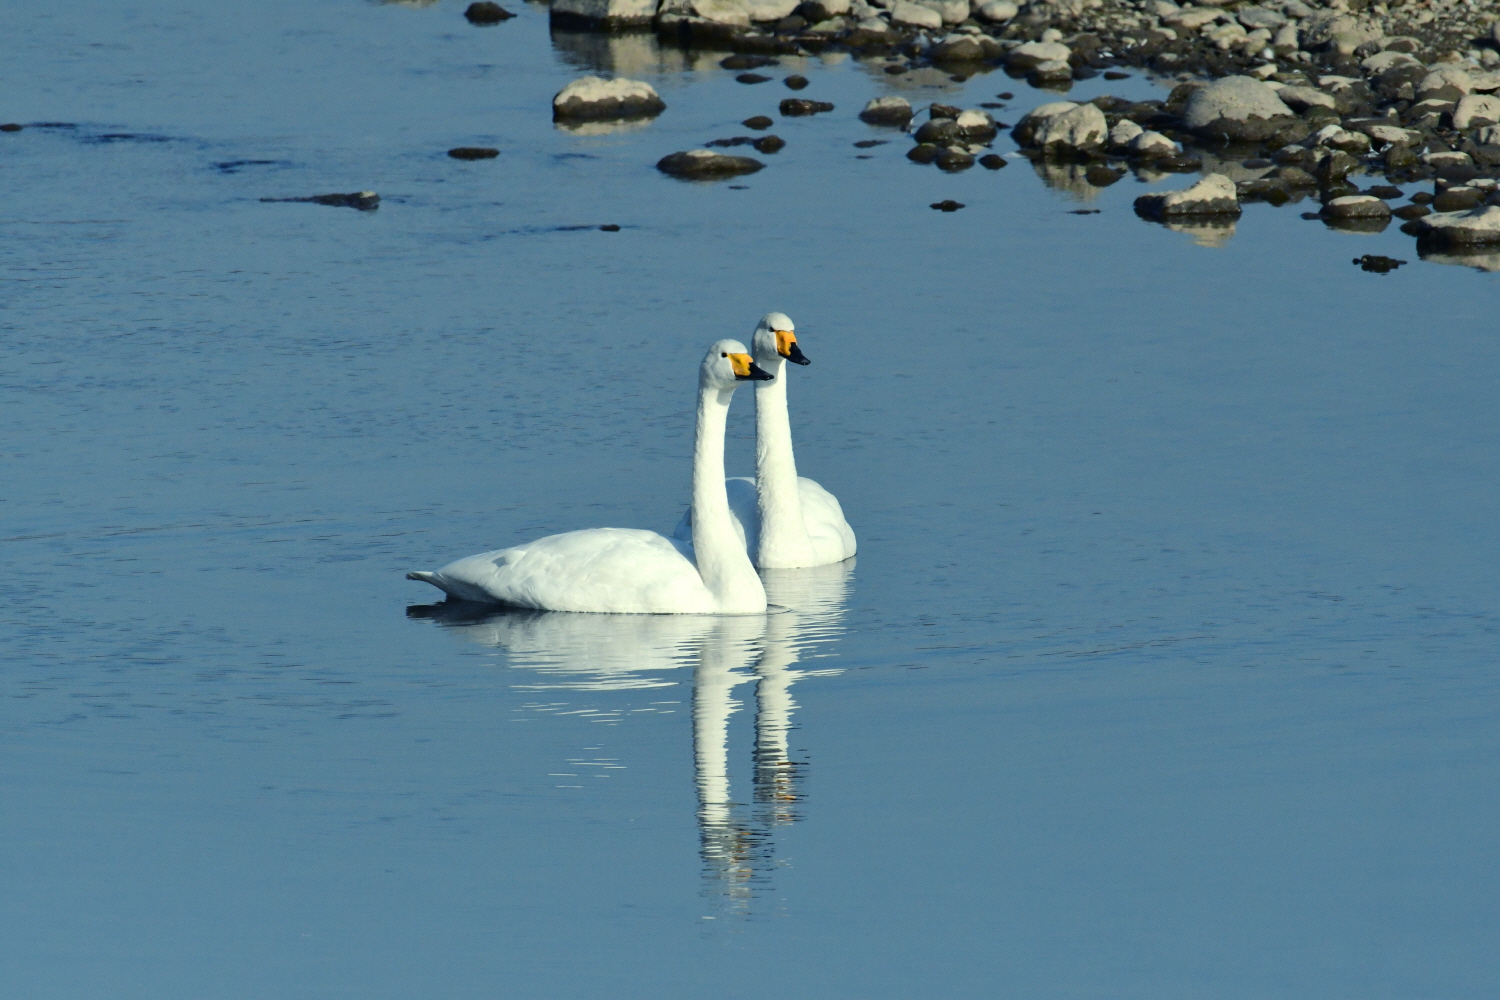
left=936, top=148, right=975, bottom=171
left=600, top=224, right=621, bottom=231
left=890, top=1, right=942, bottom=30
left=743, top=116, right=774, bottom=130
left=907, top=143, right=940, bottom=163
left=753, top=135, right=785, bottom=153
left=784, top=75, right=809, bottom=90
left=979, top=153, right=1007, bottom=169
left=656, top=149, right=764, bottom=178
left=737, top=73, right=772, bottom=84
left=464, top=2, right=514, bottom=23
left=930, top=200, right=965, bottom=211
left=854, top=139, right=888, bottom=148
left=448, top=147, right=500, bottom=159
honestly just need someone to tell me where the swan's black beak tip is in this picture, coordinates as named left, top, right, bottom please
left=785, top=342, right=811, bottom=366
left=738, top=361, right=775, bottom=381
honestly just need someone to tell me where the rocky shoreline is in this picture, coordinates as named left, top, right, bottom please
left=542, top=0, right=1500, bottom=262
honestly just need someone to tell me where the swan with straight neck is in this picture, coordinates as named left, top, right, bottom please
left=407, top=340, right=772, bottom=614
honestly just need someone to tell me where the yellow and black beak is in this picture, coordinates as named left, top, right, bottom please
left=776, top=329, right=810, bottom=366
left=729, top=352, right=774, bottom=381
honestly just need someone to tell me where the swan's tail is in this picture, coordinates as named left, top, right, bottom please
left=407, top=570, right=443, bottom=586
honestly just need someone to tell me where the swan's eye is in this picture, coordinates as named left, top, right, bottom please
left=721, top=352, right=727, bottom=357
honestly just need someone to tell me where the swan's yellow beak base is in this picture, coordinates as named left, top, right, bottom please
left=729, top=353, right=775, bottom=381
left=776, top=329, right=810, bottom=366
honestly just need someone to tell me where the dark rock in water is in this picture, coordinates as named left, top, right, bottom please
left=0, top=123, right=21, bottom=132
left=907, top=143, right=941, bottom=164
left=721, top=54, right=780, bottom=70
left=1103, top=71, right=1130, bottom=81
left=914, top=118, right=960, bottom=145
left=657, top=149, right=764, bottom=179
left=743, top=115, right=775, bottom=130
left=1434, top=189, right=1483, bottom=212
left=930, top=200, right=965, bottom=212
left=1353, top=254, right=1406, bottom=273
left=936, top=148, right=975, bottom=171
left=464, top=2, right=513, bottom=24
left=979, top=153, right=1007, bottom=170
left=737, top=73, right=772, bottom=84
left=1274, top=165, right=1317, bottom=188
left=1320, top=195, right=1391, bottom=221
left=1085, top=164, right=1123, bottom=187
left=705, top=136, right=755, bottom=147
left=776, top=14, right=809, bottom=32
left=859, top=97, right=913, bottom=126
left=752, top=134, right=785, bottom=154
left=553, top=77, right=666, bottom=122
left=1393, top=203, right=1431, bottom=221
left=780, top=99, right=834, bottom=116
left=448, top=147, right=500, bottom=160
left=261, top=191, right=380, bottom=211
left=1409, top=191, right=1433, bottom=205
left=997, top=92, right=1013, bottom=100
left=929, top=103, right=962, bottom=120
left=1243, top=158, right=1272, bottom=169
left=1315, top=150, right=1358, bottom=184
left=599, top=224, right=621, bottom=231
left=884, top=64, right=907, bottom=75
left=854, top=139, right=888, bottom=148
left=784, top=75, right=809, bottom=90
left=1368, top=185, right=1403, bottom=200
left=1070, top=209, right=1101, bottom=214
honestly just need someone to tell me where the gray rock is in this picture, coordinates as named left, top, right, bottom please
left=1134, top=173, right=1242, bottom=218
left=975, top=0, right=1018, bottom=22
left=1005, top=41, right=1072, bottom=71
left=1183, top=75, right=1297, bottom=141
left=1321, top=195, right=1391, bottom=219
left=1024, top=103, right=1107, bottom=153
left=553, top=76, right=666, bottom=121
left=1411, top=204, right=1500, bottom=244
left=1236, top=6, right=1285, bottom=30
left=889, top=0, right=941, bottom=28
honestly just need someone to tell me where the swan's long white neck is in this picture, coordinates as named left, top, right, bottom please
left=754, top=358, right=817, bottom=568
left=692, top=384, right=767, bottom=613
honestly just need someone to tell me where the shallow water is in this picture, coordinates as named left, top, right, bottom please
left=5, top=2, right=1500, bottom=997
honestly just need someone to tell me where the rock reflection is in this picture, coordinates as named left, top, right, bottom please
left=407, top=559, right=853, bottom=911
left=1162, top=217, right=1237, bottom=248
left=549, top=28, right=722, bottom=75
left=1416, top=244, right=1500, bottom=272
left=1030, top=159, right=1102, bottom=202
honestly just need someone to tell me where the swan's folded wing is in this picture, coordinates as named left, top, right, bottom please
left=797, top=477, right=857, bottom=562
left=430, top=528, right=716, bottom=614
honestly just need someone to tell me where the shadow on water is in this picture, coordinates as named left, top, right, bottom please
left=407, top=559, right=853, bottom=912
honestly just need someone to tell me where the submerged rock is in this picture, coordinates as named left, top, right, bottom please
left=780, top=98, right=834, bottom=116
left=930, top=199, right=965, bottom=211
left=752, top=134, right=785, bottom=153
left=261, top=192, right=380, bottom=211
left=743, top=115, right=775, bottom=130
left=464, top=2, right=514, bottom=23
left=1134, top=174, right=1241, bottom=219
left=448, top=147, right=500, bottom=160
left=657, top=149, right=764, bottom=178
left=553, top=76, right=666, bottom=122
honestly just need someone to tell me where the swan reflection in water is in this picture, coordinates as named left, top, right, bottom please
left=407, top=559, right=853, bottom=907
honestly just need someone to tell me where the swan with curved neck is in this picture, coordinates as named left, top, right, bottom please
left=675, top=312, right=856, bottom=569
left=408, top=340, right=771, bottom=614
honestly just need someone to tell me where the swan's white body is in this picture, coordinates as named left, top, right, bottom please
left=408, top=341, right=769, bottom=615
left=674, top=312, right=855, bottom=569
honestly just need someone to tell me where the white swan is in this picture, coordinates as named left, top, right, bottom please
left=407, top=340, right=772, bottom=614
left=674, top=312, right=856, bottom=569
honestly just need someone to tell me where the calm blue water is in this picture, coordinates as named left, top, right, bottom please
left=4, top=2, right=1499, bottom=997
